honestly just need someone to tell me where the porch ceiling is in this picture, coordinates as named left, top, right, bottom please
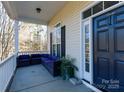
left=2, top=1, right=67, bottom=25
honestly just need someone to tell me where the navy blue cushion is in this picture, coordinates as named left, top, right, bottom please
left=19, top=59, right=30, bottom=62
left=49, top=56, right=59, bottom=61
left=31, top=58, right=41, bottom=60
left=17, top=55, right=30, bottom=67
left=31, top=54, right=41, bottom=58
left=18, top=55, right=30, bottom=59
left=42, top=58, right=50, bottom=62
left=42, top=57, right=58, bottom=63
left=31, top=58, right=42, bottom=63
left=41, top=54, right=50, bottom=58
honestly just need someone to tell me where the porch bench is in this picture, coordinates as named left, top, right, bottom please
left=17, top=55, right=30, bottom=67
left=41, top=55, right=61, bottom=77
left=17, top=54, right=61, bottom=77
left=30, top=54, right=42, bottom=65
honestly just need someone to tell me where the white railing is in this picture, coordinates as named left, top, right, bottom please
left=0, top=51, right=48, bottom=91
left=18, top=50, right=48, bottom=55
left=0, top=53, right=17, bottom=92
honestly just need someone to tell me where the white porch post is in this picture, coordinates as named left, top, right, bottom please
left=14, top=20, right=19, bottom=54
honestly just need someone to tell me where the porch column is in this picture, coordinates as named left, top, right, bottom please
left=14, top=20, right=19, bottom=54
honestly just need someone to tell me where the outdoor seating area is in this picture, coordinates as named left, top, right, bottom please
left=17, top=54, right=61, bottom=76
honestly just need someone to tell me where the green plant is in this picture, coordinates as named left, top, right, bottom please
left=60, top=55, right=77, bottom=80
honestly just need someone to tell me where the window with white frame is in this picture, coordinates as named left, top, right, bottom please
left=52, top=23, right=61, bottom=57
left=82, top=1, right=121, bottom=19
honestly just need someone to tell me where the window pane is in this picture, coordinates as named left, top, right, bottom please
left=57, top=44, right=61, bottom=57
left=84, top=24, right=90, bottom=72
left=52, top=45, right=56, bottom=56
left=104, top=1, right=119, bottom=9
left=52, top=31, right=56, bottom=44
left=93, top=2, right=103, bottom=14
left=83, top=8, right=92, bottom=19
left=56, top=27, right=61, bottom=44
left=52, top=44, right=61, bottom=57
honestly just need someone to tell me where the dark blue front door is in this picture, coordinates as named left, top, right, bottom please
left=93, top=5, right=124, bottom=91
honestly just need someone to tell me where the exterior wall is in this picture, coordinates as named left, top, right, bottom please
left=48, top=1, right=93, bottom=79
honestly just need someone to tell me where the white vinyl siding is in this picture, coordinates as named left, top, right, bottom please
left=47, top=1, right=93, bottom=79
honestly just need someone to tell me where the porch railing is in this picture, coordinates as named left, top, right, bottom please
left=18, top=50, right=48, bottom=55
left=0, top=53, right=17, bottom=92
left=0, top=50, right=49, bottom=91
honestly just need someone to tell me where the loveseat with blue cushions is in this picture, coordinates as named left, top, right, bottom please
left=17, top=54, right=61, bottom=76
left=17, top=55, right=30, bottom=67
left=30, top=54, right=42, bottom=65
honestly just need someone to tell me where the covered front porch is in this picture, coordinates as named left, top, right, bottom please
left=0, top=1, right=93, bottom=92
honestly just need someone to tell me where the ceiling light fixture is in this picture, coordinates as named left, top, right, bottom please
left=36, top=8, right=41, bottom=13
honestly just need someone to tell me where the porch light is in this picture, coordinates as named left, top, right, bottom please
left=36, top=8, right=41, bottom=13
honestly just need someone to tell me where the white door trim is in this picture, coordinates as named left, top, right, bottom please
left=80, top=1, right=124, bottom=84
left=80, top=1, right=100, bottom=84
left=82, top=18, right=92, bottom=83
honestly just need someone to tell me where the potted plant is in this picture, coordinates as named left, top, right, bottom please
left=60, top=55, right=78, bottom=80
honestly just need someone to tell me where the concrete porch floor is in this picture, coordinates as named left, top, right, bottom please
left=9, top=64, right=92, bottom=92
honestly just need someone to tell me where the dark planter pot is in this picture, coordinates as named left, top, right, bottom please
left=62, top=66, right=74, bottom=80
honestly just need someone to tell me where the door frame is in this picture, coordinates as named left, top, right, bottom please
left=80, top=1, right=124, bottom=84
left=82, top=18, right=93, bottom=83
